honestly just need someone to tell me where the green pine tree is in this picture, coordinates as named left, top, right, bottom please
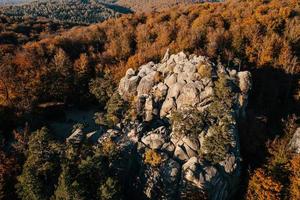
left=17, top=127, right=61, bottom=200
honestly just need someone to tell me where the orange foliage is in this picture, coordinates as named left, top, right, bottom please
left=74, top=53, right=90, bottom=77
left=289, top=155, right=300, bottom=199
left=0, top=1, right=298, bottom=199
left=13, top=52, right=33, bottom=68
left=0, top=0, right=298, bottom=112
left=247, top=168, right=283, bottom=200
left=110, top=61, right=129, bottom=81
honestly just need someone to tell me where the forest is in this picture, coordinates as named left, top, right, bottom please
left=0, top=0, right=299, bottom=199
left=0, top=15, right=79, bottom=46
left=116, top=0, right=221, bottom=12
left=0, top=0, right=131, bottom=24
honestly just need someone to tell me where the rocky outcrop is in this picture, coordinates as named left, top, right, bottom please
left=99, top=51, right=251, bottom=199
left=289, top=128, right=300, bottom=154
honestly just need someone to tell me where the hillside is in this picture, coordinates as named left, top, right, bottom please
left=117, top=0, right=223, bottom=12
left=0, top=0, right=299, bottom=199
left=0, top=0, right=31, bottom=5
left=0, top=15, right=79, bottom=46
left=0, top=0, right=298, bottom=111
left=0, top=0, right=131, bottom=24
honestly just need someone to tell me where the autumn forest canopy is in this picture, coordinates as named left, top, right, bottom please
left=0, top=0, right=299, bottom=199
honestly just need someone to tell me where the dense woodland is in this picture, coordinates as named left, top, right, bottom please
left=0, top=0, right=299, bottom=199
left=117, top=0, right=222, bottom=12
left=0, top=0, right=35, bottom=5
left=0, top=15, right=80, bottom=46
left=0, top=0, right=130, bottom=24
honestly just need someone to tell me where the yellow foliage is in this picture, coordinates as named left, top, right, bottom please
left=101, top=138, right=117, bottom=156
left=144, top=149, right=162, bottom=167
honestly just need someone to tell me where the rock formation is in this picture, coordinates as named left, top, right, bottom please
left=72, top=51, right=252, bottom=199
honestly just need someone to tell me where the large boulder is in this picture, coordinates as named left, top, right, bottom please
left=160, top=97, right=176, bottom=118
left=66, top=128, right=84, bottom=144
left=289, top=128, right=300, bottom=154
left=137, top=71, right=161, bottom=96
left=152, top=82, right=168, bottom=102
left=219, top=154, right=238, bottom=174
left=166, top=82, right=184, bottom=99
left=237, top=71, right=252, bottom=94
left=237, top=71, right=252, bottom=118
left=141, top=126, right=169, bottom=150
left=176, top=83, right=200, bottom=109
left=164, top=73, right=177, bottom=87
left=181, top=157, right=230, bottom=200
left=118, top=68, right=140, bottom=100
left=144, top=95, right=154, bottom=122
left=182, top=157, right=203, bottom=187
left=138, top=62, right=155, bottom=78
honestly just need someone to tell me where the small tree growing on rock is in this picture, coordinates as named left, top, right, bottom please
left=171, top=107, right=206, bottom=139
left=99, top=138, right=118, bottom=157
left=89, top=74, right=115, bottom=107
left=144, top=149, right=162, bottom=167
left=208, top=73, right=236, bottom=120
left=202, top=72, right=237, bottom=164
left=105, top=92, right=129, bottom=127
left=201, top=124, right=234, bottom=164
left=98, top=177, right=121, bottom=200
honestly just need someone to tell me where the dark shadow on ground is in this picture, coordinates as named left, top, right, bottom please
left=234, top=67, right=299, bottom=199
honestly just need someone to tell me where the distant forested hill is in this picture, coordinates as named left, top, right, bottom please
left=117, top=0, right=224, bottom=12
left=0, top=0, right=132, bottom=24
left=0, top=15, right=79, bottom=46
left=0, top=0, right=223, bottom=24
left=0, top=0, right=33, bottom=5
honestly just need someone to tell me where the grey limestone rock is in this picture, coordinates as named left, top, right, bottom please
left=66, top=128, right=84, bottom=144
left=176, top=83, right=200, bottom=109
left=289, top=128, right=300, bottom=154
left=112, top=51, right=252, bottom=199
left=141, top=126, right=169, bottom=150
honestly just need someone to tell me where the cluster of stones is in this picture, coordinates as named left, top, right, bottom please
left=69, top=51, right=252, bottom=199
left=118, top=51, right=251, bottom=199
